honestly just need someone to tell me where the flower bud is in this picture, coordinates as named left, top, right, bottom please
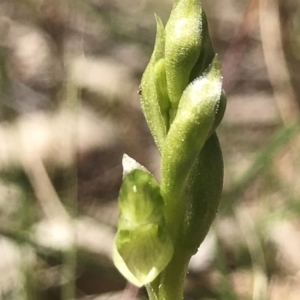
left=161, top=56, right=223, bottom=238
left=164, top=0, right=203, bottom=111
left=113, top=155, right=173, bottom=287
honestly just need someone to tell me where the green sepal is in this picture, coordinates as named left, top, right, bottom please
left=164, top=0, right=203, bottom=112
left=113, top=155, right=173, bottom=287
left=140, top=15, right=167, bottom=153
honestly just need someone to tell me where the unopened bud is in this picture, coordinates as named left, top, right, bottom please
left=164, top=0, right=203, bottom=111
left=113, top=155, right=173, bottom=287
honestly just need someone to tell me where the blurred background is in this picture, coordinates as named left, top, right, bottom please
left=0, top=0, right=300, bottom=299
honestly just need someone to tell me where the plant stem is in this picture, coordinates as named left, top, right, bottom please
left=147, top=250, right=190, bottom=300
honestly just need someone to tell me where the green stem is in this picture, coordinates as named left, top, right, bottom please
left=147, top=250, right=190, bottom=300
left=146, top=281, right=159, bottom=300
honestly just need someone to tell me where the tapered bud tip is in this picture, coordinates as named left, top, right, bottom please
left=187, top=55, right=222, bottom=103
left=122, top=154, right=147, bottom=178
left=210, top=55, right=222, bottom=78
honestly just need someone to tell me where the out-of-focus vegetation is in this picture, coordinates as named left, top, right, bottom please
left=0, top=0, right=299, bottom=299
